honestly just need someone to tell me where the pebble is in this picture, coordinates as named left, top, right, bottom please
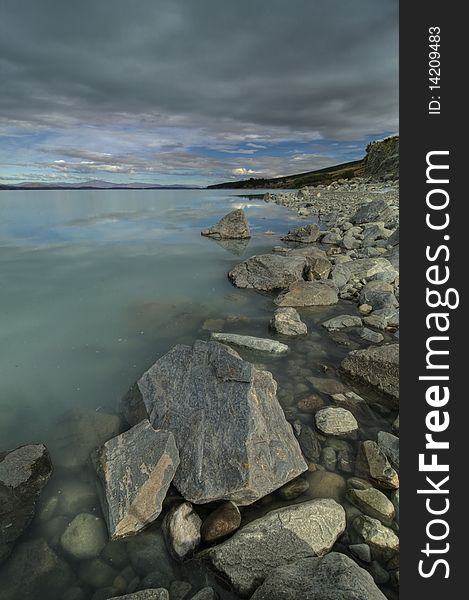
left=315, top=407, right=358, bottom=439
left=201, top=501, right=241, bottom=544
left=60, top=513, right=108, bottom=560
left=278, top=477, right=309, bottom=500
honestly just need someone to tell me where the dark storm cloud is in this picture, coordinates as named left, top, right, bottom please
left=0, top=0, right=398, bottom=139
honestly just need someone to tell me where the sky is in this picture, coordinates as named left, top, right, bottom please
left=0, top=0, right=398, bottom=186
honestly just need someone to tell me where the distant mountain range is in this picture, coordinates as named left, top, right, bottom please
left=0, top=179, right=200, bottom=190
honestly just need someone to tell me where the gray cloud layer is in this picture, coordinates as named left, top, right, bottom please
left=0, top=0, right=398, bottom=140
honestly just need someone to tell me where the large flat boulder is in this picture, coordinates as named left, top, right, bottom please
left=201, top=209, right=251, bottom=239
left=131, top=340, right=307, bottom=505
left=93, top=420, right=179, bottom=539
left=200, top=499, right=345, bottom=597
left=275, top=280, right=338, bottom=307
left=0, top=444, right=52, bottom=564
left=250, top=552, right=387, bottom=600
left=228, top=254, right=307, bottom=291
left=341, top=344, right=399, bottom=403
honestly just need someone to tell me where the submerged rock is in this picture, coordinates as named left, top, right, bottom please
left=210, top=332, right=289, bottom=354
left=0, top=538, right=74, bottom=600
left=321, top=314, right=362, bottom=331
left=250, top=552, right=387, bottom=600
left=0, top=444, right=52, bottom=564
left=200, top=499, right=345, bottom=597
left=163, top=502, right=201, bottom=561
left=228, top=254, right=307, bottom=291
left=280, top=223, right=320, bottom=243
left=201, top=501, right=241, bottom=544
left=93, top=420, right=180, bottom=539
left=131, top=340, right=307, bottom=505
left=274, top=280, right=338, bottom=307
left=341, top=344, right=399, bottom=403
left=201, top=209, right=251, bottom=239
left=60, top=513, right=108, bottom=560
left=269, top=307, right=307, bottom=336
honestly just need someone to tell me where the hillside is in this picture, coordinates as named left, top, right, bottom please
left=207, top=135, right=399, bottom=189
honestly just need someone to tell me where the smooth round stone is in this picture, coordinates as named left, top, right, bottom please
left=306, top=470, right=346, bottom=503
left=63, top=587, right=87, bottom=600
left=101, top=540, right=129, bottom=569
left=201, top=501, right=241, bottom=544
left=78, top=558, right=119, bottom=589
left=347, top=477, right=373, bottom=491
left=169, top=580, right=193, bottom=600
left=57, top=480, right=98, bottom=515
left=277, top=477, right=309, bottom=501
left=37, top=495, right=59, bottom=523
left=61, top=513, right=108, bottom=560
left=315, top=407, right=358, bottom=438
left=297, top=395, right=324, bottom=414
left=347, top=487, right=395, bottom=526
left=349, top=543, right=372, bottom=564
left=40, top=515, right=70, bottom=545
left=358, top=304, right=373, bottom=315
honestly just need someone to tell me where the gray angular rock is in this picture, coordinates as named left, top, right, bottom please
left=329, top=263, right=351, bottom=289
left=200, top=499, right=345, bottom=597
left=377, top=431, right=399, bottom=471
left=345, top=257, right=396, bottom=281
left=210, top=332, right=289, bottom=354
left=341, top=344, right=399, bottom=403
left=93, top=420, right=180, bottom=539
left=163, top=502, right=201, bottom=561
left=269, top=307, right=307, bottom=336
left=60, top=513, right=108, bottom=560
left=360, top=328, right=384, bottom=343
left=281, top=223, right=320, bottom=243
left=0, top=444, right=52, bottom=564
left=228, top=254, right=307, bottom=291
left=250, top=552, right=387, bottom=600
left=353, top=515, right=399, bottom=561
left=359, top=281, right=398, bottom=310
left=355, top=441, right=399, bottom=490
left=0, top=538, right=74, bottom=600
left=201, top=209, right=250, bottom=239
left=352, top=198, right=396, bottom=225
left=275, top=280, right=338, bottom=307
left=321, top=314, right=362, bottom=331
left=132, top=340, right=307, bottom=505
left=315, top=407, right=358, bottom=438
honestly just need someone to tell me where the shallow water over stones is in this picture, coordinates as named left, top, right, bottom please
left=0, top=189, right=398, bottom=599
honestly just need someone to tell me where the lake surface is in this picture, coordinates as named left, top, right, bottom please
left=0, top=189, right=396, bottom=599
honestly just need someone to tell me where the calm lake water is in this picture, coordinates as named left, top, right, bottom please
left=0, top=189, right=395, bottom=599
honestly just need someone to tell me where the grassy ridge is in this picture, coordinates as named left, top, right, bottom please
left=207, top=158, right=365, bottom=190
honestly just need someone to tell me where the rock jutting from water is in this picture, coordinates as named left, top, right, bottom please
left=93, top=419, right=180, bottom=539
left=341, top=343, right=399, bottom=404
left=228, top=253, right=308, bottom=291
left=210, top=332, right=289, bottom=353
left=0, top=444, right=52, bottom=564
left=201, top=208, right=251, bottom=239
left=127, top=340, right=307, bottom=505
left=269, top=307, right=307, bottom=336
left=280, top=223, right=320, bottom=243
left=200, top=499, right=345, bottom=597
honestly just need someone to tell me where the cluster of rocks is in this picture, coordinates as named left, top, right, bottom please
left=1, top=168, right=400, bottom=600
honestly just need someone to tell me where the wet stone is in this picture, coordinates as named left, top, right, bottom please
left=201, top=501, right=241, bottom=544
left=277, top=477, right=309, bottom=500
left=347, top=487, right=395, bottom=526
left=163, top=502, right=201, bottom=561
left=60, top=513, right=108, bottom=560
left=315, top=407, right=358, bottom=439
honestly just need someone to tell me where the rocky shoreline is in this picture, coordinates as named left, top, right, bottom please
left=0, top=165, right=400, bottom=600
